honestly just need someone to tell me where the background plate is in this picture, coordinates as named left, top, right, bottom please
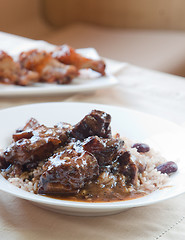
left=0, top=40, right=119, bottom=97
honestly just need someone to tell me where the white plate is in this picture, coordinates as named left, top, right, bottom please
left=0, top=75, right=118, bottom=97
left=0, top=40, right=119, bottom=97
left=0, top=102, right=185, bottom=216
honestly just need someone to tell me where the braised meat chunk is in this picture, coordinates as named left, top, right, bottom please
left=71, top=110, right=112, bottom=140
left=13, top=117, right=40, bottom=141
left=82, top=137, right=139, bottom=185
left=38, top=149, right=99, bottom=195
left=52, top=44, right=106, bottom=75
left=0, top=153, right=8, bottom=169
left=118, top=151, right=138, bottom=185
left=82, top=136, right=124, bottom=166
left=1, top=120, right=72, bottom=168
left=19, top=49, right=78, bottom=84
left=18, top=117, right=40, bottom=132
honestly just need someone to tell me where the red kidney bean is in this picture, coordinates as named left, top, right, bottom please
left=156, top=161, right=178, bottom=175
left=132, top=143, right=150, bottom=153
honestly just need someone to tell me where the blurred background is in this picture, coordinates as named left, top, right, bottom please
left=0, top=0, right=185, bottom=76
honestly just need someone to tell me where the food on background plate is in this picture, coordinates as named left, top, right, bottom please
left=0, top=50, right=39, bottom=86
left=19, top=49, right=78, bottom=85
left=0, top=45, right=106, bottom=86
left=52, top=44, right=106, bottom=76
left=0, top=110, right=177, bottom=202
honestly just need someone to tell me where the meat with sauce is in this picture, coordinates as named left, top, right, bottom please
left=117, top=151, right=138, bottom=185
left=15, top=117, right=40, bottom=133
left=0, top=109, right=172, bottom=202
left=38, top=149, right=99, bottom=195
left=82, top=136, right=124, bottom=166
left=71, top=110, right=112, bottom=140
left=0, top=119, right=72, bottom=169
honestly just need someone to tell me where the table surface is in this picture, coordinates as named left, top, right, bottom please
left=0, top=32, right=185, bottom=240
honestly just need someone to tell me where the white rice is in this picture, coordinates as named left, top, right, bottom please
left=123, top=137, right=169, bottom=192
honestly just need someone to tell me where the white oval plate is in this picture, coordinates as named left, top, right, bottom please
left=0, top=43, right=119, bottom=97
left=0, top=74, right=118, bottom=97
left=0, top=102, right=185, bottom=216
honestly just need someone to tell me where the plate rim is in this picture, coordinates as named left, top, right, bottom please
left=0, top=74, right=118, bottom=97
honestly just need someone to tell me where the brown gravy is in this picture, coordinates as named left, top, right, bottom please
left=44, top=182, right=146, bottom=202
left=47, top=192, right=146, bottom=203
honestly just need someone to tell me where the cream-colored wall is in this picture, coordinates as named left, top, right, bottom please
left=0, top=0, right=51, bottom=39
left=43, top=0, right=185, bottom=30
left=0, top=0, right=184, bottom=39
left=0, top=1, right=184, bottom=77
